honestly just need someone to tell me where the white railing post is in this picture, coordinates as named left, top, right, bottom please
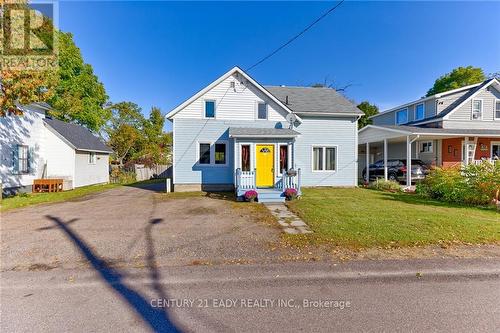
left=297, top=168, right=301, bottom=194
left=281, top=169, right=286, bottom=190
left=253, top=168, right=257, bottom=189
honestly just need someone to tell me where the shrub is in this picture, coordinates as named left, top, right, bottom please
left=110, top=168, right=136, bottom=184
left=416, top=162, right=500, bottom=206
left=244, top=190, right=258, bottom=202
left=368, top=179, right=401, bottom=192
left=284, top=188, right=298, bottom=200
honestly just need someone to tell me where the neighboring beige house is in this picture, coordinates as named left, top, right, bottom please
left=359, top=78, right=500, bottom=185
left=0, top=103, right=112, bottom=195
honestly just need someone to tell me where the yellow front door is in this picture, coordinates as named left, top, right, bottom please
left=256, top=144, right=275, bottom=187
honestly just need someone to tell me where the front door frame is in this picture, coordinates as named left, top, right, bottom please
left=256, top=144, right=275, bottom=187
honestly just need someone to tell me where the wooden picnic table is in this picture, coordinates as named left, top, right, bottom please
left=33, top=179, right=63, bottom=193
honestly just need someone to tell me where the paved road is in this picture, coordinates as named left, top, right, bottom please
left=2, top=259, right=499, bottom=332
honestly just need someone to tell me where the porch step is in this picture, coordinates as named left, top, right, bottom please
left=237, top=188, right=285, bottom=203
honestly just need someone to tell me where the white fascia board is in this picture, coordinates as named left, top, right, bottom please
left=165, top=66, right=301, bottom=122
left=442, top=79, right=497, bottom=120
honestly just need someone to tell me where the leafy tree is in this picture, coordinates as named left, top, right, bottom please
left=48, top=32, right=109, bottom=132
left=426, top=66, right=486, bottom=96
left=106, top=102, right=145, bottom=166
left=357, top=101, right=379, bottom=129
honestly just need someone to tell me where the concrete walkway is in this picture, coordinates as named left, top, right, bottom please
left=264, top=203, right=312, bottom=234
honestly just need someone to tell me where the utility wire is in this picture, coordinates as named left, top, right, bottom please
left=246, top=0, right=345, bottom=72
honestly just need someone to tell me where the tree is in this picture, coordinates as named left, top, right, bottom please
left=140, top=107, right=172, bottom=166
left=0, top=1, right=58, bottom=116
left=426, top=66, right=486, bottom=96
left=48, top=32, right=109, bottom=132
left=357, top=101, right=379, bottom=129
left=105, top=102, right=145, bottom=166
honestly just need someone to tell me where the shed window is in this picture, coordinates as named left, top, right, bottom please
left=199, top=143, right=211, bottom=164
left=472, top=100, right=482, bottom=120
left=396, top=109, right=408, bottom=124
left=205, top=101, right=215, bottom=118
left=495, top=100, right=500, bottom=120
left=215, top=143, right=226, bottom=164
left=257, top=103, right=268, bottom=120
left=89, top=152, right=96, bottom=164
left=415, top=103, right=425, bottom=120
left=313, top=146, right=337, bottom=171
left=420, top=141, right=433, bottom=153
left=17, top=145, right=29, bottom=174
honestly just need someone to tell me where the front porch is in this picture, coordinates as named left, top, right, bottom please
left=229, top=127, right=302, bottom=203
left=358, top=125, right=500, bottom=187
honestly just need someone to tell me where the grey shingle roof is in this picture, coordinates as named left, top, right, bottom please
left=44, top=118, right=113, bottom=153
left=229, top=127, right=300, bottom=137
left=264, top=86, right=363, bottom=115
left=382, top=125, right=500, bottom=136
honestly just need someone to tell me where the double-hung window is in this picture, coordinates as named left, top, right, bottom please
left=257, top=102, right=268, bottom=120
left=415, top=103, right=425, bottom=121
left=396, top=109, right=408, bottom=125
left=17, top=145, right=29, bottom=174
left=312, top=146, right=337, bottom=172
left=495, top=100, right=500, bottom=120
left=472, top=99, right=482, bottom=120
left=205, top=100, right=215, bottom=118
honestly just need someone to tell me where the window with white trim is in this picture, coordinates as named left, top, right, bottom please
left=279, top=145, right=288, bottom=173
left=89, top=152, right=96, bottom=164
left=312, top=146, right=337, bottom=171
left=17, top=145, right=29, bottom=174
left=204, top=100, right=215, bottom=118
left=396, top=109, right=408, bottom=124
left=495, top=100, right=500, bottom=120
left=199, top=143, right=211, bottom=164
left=472, top=99, right=482, bottom=120
left=214, top=143, right=226, bottom=164
left=420, top=141, right=433, bottom=153
left=415, top=103, right=425, bottom=121
left=257, top=102, right=267, bottom=120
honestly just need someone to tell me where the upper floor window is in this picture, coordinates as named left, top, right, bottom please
left=204, top=100, right=215, bottom=118
left=472, top=99, right=482, bottom=120
left=415, top=103, right=425, bottom=121
left=495, top=100, right=500, bottom=120
left=257, top=102, right=268, bottom=120
left=396, top=109, right=408, bottom=125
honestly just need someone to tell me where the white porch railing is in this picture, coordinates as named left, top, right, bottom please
left=235, top=168, right=301, bottom=193
left=235, top=169, right=256, bottom=190
left=471, top=159, right=497, bottom=165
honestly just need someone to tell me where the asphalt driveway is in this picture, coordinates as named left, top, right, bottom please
left=0, top=184, right=283, bottom=272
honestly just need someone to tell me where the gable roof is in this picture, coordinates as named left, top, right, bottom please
left=166, top=66, right=301, bottom=121
left=44, top=117, right=113, bottom=153
left=264, top=86, right=363, bottom=115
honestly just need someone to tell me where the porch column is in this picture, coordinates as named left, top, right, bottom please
left=406, top=136, right=412, bottom=187
left=365, top=142, right=370, bottom=183
left=464, top=136, right=469, bottom=165
left=383, top=139, right=388, bottom=181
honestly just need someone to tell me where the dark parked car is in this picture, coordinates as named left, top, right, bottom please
left=362, top=159, right=430, bottom=183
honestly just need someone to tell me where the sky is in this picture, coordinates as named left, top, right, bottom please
left=58, top=1, right=500, bottom=131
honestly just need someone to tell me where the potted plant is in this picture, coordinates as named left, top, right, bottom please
left=244, top=190, right=258, bottom=203
left=284, top=188, right=298, bottom=200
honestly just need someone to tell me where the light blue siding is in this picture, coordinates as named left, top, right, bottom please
left=294, top=117, right=357, bottom=186
left=173, top=116, right=359, bottom=187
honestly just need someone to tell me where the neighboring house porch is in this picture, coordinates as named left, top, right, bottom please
left=358, top=125, right=500, bottom=186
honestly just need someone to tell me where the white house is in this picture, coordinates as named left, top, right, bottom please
left=0, top=103, right=112, bottom=195
left=166, top=67, right=363, bottom=202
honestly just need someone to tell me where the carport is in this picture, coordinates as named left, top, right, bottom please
left=358, top=125, right=500, bottom=187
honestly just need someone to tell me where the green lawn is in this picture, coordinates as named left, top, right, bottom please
left=1, top=183, right=121, bottom=212
left=287, top=188, right=500, bottom=249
